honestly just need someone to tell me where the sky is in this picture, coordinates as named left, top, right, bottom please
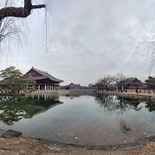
left=1, top=0, right=155, bottom=86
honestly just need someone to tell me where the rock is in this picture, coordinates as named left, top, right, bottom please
left=1, top=130, right=22, bottom=138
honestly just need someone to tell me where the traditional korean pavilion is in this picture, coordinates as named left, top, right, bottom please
left=26, top=67, right=63, bottom=90
left=122, top=77, right=145, bottom=89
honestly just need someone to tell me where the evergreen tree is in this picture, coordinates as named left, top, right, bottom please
left=0, top=66, right=35, bottom=94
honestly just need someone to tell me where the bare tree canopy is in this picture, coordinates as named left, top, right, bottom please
left=0, top=0, right=46, bottom=21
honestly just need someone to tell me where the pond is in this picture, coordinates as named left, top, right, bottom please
left=0, top=94, right=155, bottom=146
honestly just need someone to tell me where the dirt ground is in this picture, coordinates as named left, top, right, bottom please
left=1, top=132, right=155, bottom=155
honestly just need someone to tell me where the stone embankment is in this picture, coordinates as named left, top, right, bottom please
left=29, top=88, right=97, bottom=96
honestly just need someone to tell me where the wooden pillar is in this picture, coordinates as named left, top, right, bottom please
left=37, top=95, right=40, bottom=100
left=44, top=94, right=47, bottom=100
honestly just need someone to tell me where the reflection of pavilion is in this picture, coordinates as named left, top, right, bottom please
left=0, top=95, right=63, bottom=125
left=26, top=95, right=63, bottom=116
left=26, top=67, right=63, bottom=90
left=29, top=94, right=60, bottom=102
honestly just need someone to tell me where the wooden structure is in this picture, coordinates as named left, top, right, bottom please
left=123, top=77, right=145, bottom=89
left=26, top=67, right=63, bottom=90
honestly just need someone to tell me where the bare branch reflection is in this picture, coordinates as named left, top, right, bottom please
left=95, top=94, right=143, bottom=113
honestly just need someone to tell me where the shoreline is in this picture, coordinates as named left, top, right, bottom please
left=97, top=91, right=155, bottom=100
left=37, top=134, right=155, bottom=150
left=2, top=128, right=155, bottom=149
left=1, top=129, right=155, bottom=154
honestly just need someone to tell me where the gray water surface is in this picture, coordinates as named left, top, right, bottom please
left=0, top=94, right=155, bottom=145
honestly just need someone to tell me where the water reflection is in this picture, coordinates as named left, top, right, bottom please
left=1, top=94, right=155, bottom=145
left=95, top=94, right=144, bottom=113
left=0, top=95, right=62, bottom=125
left=145, top=100, right=155, bottom=112
left=94, top=94, right=155, bottom=143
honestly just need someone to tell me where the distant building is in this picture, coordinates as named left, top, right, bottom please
left=26, top=67, right=63, bottom=90
left=61, top=83, right=90, bottom=89
left=88, top=83, right=95, bottom=88
left=69, top=83, right=81, bottom=89
left=122, top=77, right=145, bottom=89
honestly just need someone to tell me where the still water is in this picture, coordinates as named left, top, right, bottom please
left=0, top=94, right=155, bottom=145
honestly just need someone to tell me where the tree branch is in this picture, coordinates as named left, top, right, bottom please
left=32, top=5, right=46, bottom=10
left=0, top=0, right=46, bottom=21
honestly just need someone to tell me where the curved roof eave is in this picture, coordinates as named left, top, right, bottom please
left=31, top=67, right=64, bottom=83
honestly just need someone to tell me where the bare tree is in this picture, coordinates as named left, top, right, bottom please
left=95, top=75, right=113, bottom=91
left=113, top=73, right=126, bottom=92
left=0, top=0, right=45, bottom=21
left=0, top=0, right=45, bottom=43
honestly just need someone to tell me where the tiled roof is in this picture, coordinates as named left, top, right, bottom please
left=31, top=67, right=63, bottom=83
left=124, top=77, right=140, bottom=83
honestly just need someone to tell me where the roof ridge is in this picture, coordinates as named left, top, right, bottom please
left=32, top=67, right=47, bottom=73
left=32, top=67, right=63, bottom=83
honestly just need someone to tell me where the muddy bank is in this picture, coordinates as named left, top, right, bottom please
left=38, top=133, right=155, bottom=150
left=1, top=129, right=155, bottom=154
left=0, top=129, right=51, bottom=155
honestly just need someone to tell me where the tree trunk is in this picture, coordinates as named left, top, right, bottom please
left=0, top=0, right=45, bottom=21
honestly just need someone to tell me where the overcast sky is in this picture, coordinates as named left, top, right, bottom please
left=1, top=0, right=155, bottom=85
